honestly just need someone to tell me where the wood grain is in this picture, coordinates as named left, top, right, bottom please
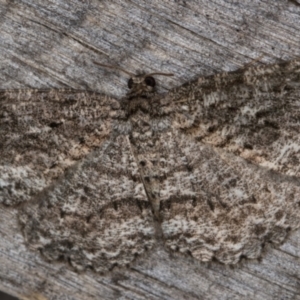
left=1, top=0, right=300, bottom=299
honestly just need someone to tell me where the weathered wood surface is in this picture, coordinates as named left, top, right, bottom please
left=1, top=0, right=300, bottom=299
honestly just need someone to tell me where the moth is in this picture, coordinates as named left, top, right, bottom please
left=1, top=59, right=300, bottom=272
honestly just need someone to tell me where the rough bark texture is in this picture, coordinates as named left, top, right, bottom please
left=1, top=0, right=300, bottom=299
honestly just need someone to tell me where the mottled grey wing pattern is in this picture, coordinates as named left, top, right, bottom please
left=165, top=60, right=300, bottom=177
left=151, top=130, right=300, bottom=263
left=0, top=90, right=121, bottom=205
left=0, top=89, right=155, bottom=271
left=19, top=135, right=155, bottom=272
left=155, top=60, right=300, bottom=263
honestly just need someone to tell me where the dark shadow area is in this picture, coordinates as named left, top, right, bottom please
left=0, top=290, right=18, bottom=300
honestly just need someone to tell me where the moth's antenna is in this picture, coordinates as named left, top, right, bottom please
left=93, top=61, right=174, bottom=77
left=93, top=61, right=135, bottom=77
left=146, top=72, right=174, bottom=77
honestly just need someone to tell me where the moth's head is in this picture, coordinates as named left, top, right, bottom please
left=126, top=72, right=175, bottom=100
left=93, top=61, right=173, bottom=100
left=126, top=74, right=157, bottom=99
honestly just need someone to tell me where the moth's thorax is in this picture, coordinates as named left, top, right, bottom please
left=127, top=105, right=171, bottom=144
left=125, top=97, right=154, bottom=115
